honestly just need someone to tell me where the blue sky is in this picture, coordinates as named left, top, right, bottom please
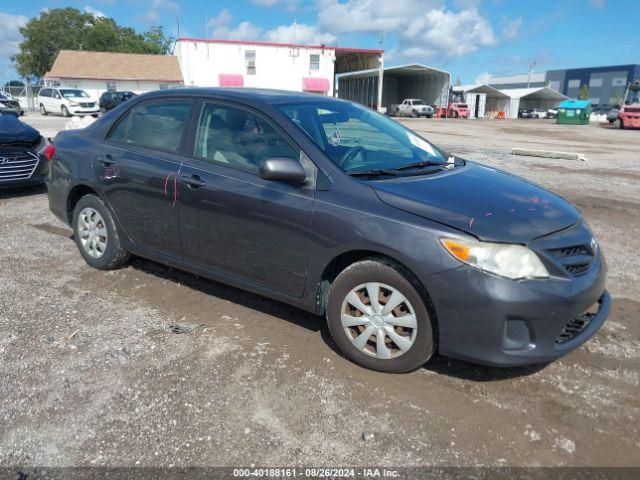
left=1, top=0, right=638, bottom=85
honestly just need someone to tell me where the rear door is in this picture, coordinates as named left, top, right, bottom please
left=96, top=98, right=194, bottom=259
left=178, top=100, right=315, bottom=297
left=50, top=89, right=63, bottom=113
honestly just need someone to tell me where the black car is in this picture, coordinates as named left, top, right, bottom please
left=0, top=115, right=48, bottom=189
left=46, top=88, right=609, bottom=373
left=99, top=91, right=136, bottom=113
left=0, top=92, right=24, bottom=117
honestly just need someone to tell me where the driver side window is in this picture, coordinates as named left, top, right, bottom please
left=194, top=102, right=300, bottom=172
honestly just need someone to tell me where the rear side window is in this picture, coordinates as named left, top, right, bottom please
left=40, top=89, right=50, bottom=97
left=194, top=102, right=299, bottom=172
left=108, top=100, right=192, bottom=152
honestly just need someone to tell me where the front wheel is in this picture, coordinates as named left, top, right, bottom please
left=619, top=119, right=625, bottom=129
left=72, top=194, right=129, bottom=270
left=61, top=105, right=70, bottom=117
left=326, top=259, right=435, bottom=373
left=40, top=104, right=48, bottom=116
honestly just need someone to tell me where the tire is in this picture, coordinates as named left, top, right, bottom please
left=411, top=110, right=418, bottom=118
left=394, top=108, right=400, bottom=117
left=72, top=194, right=129, bottom=270
left=61, top=105, right=70, bottom=117
left=619, top=119, right=625, bottom=129
left=40, top=104, right=48, bottom=116
left=326, top=258, right=435, bottom=373
left=91, top=114, right=98, bottom=118
left=452, top=111, right=458, bottom=118
left=100, top=106, right=107, bottom=114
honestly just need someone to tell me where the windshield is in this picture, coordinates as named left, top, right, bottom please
left=626, top=87, right=640, bottom=104
left=412, top=100, right=425, bottom=105
left=277, top=100, right=446, bottom=173
left=60, top=89, right=90, bottom=99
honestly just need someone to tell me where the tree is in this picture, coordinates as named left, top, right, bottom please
left=578, top=84, right=590, bottom=100
left=12, top=8, right=173, bottom=81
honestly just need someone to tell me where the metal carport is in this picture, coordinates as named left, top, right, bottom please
left=337, top=64, right=450, bottom=112
left=500, top=87, right=568, bottom=118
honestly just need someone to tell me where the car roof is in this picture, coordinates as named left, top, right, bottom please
left=138, top=87, right=350, bottom=107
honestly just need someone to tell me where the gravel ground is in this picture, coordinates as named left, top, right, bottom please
left=0, top=114, right=639, bottom=468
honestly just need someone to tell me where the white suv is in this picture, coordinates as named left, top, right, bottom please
left=38, top=87, right=99, bottom=117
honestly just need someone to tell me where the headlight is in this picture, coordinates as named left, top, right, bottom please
left=441, top=237, right=549, bottom=280
left=67, top=100, right=79, bottom=106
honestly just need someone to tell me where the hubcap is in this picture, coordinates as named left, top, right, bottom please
left=341, top=282, right=417, bottom=360
left=77, top=207, right=107, bottom=259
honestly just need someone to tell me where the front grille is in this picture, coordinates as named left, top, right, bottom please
left=548, top=243, right=594, bottom=276
left=624, top=107, right=640, bottom=113
left=79, top=102, right=95, bottom=108
left=0, top=152, right=39, bottom=181
left=556, top=296, right=603, bottom=344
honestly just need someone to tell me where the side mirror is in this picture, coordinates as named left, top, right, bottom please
left=259, top=157, right=306, bottom=183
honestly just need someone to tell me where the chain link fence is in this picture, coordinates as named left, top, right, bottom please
left=1, top=84, right=43, bottom=112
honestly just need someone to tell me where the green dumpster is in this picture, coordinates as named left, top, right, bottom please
left=557, top=99, right=592, bottom=125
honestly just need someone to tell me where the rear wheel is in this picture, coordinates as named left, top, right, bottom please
left=40, top=104, right=47, bottom=116
left=619, top=119, right=625, bottom=129
left=72, top=194, right=129, bottom=270
left=326, top=259, right=435, bottom=373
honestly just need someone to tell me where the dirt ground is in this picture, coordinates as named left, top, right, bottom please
left=0, top=114, right=639, bottom=468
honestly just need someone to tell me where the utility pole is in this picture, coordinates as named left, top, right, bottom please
left=527, top=61, right=537, bottom=88
left=377, top=31, right=385, bottom=113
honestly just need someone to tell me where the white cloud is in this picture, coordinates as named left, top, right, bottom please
left=501, top=16, right=522, bottom=41
left=252, top=0, right=300, bottom=9
left=266, top=23, right=337, bottom=45
left=84, top=6, right=106, bottom=18
left=398, top=8, right=496, bottom=59
left=316, top=1, right=497, bottom=60
left=207, top=9, right=262, bottom=40
left=475, top=72, right=492, bottom=85
left=208, top=10, right=335, bottom=45
left=317, top=0, right=444, bottom=34
left=140, top=0, right=179, bottom=24
left=0, top=12, right=27, bottom=58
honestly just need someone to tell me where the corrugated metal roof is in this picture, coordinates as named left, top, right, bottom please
left=452, top=84, right=510, bottom=97
left=499, top=87, right=567, bottom=99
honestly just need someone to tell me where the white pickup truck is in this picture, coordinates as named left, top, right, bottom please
left=389, top=99, right=434, bottom=118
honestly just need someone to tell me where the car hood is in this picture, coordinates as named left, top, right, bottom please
left=372, top=161, right=581, bottom=243
left=0, top=114, right=40, bottom=144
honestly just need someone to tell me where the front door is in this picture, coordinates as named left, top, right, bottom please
left=178, top=100, right=314, bottom=298
left=96, top=98, right=194, bottom=259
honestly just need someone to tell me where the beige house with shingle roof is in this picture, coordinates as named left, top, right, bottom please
left=44, top=50, right=183, bottom=98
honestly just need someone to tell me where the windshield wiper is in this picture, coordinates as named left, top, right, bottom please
left=395, top=160, right=448, bottom=171
left=347, top=168, right=400, bottom=177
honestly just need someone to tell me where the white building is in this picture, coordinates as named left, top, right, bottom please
left=174, top=38, right=383, bottom=99
left=44, top=50, right=184, bottom=99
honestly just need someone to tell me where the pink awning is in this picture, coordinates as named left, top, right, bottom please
left=219, top=74, right=244, bottom=87
left=303, top=77, right=330, bottom=92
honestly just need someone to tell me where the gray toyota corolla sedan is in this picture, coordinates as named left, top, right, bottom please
left=46, top=88, right=610, bottom=373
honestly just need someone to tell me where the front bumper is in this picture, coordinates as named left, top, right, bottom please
left=0, top=153, right=47, bottom=189
left=422, top=252, right=609, bottom=367
left=67, top=105, right=99, bottom=115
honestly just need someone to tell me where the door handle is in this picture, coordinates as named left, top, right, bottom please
left=98, top=154, right=115, bottom=165
left=181, top=174, right=206, bottom=188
